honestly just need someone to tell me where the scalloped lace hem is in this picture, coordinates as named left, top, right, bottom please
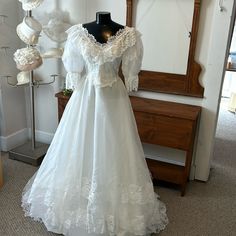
left=22, top=198, right=168, bottom=236
left=21, top=178, right=168, bottom=235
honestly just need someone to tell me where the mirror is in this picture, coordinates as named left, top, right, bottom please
left=134, top=0, right=194, bottom=75
left=126, top=0, right=204, bottom=97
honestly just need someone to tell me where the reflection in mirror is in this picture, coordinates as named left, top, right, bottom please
left=134, top=0, right=194, bottom=75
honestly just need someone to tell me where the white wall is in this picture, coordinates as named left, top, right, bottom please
left=0, top=0, right=27, bottom=151
left=16, top=0, right=234, bottom=181
left=194, top=0, right=235, bottom=180
left=86, top=0, right=126, bottom=24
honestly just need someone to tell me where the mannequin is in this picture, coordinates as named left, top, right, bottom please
left=83, top=12, right=124, bottom=44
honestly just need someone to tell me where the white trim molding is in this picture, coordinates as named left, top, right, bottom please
left=28, top=129, right=54, bottom=144
left=0, top=128, right=28, bottom=151
left=0, top=129, right=54, bottom=151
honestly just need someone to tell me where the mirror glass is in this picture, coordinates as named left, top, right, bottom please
left=133, top=0, right=194, bottom=75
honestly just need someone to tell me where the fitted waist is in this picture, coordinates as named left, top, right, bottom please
left=86, top=73, right=120, bottom=88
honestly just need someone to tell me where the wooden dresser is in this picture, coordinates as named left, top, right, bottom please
left=55, top=92, right=201, bottom=196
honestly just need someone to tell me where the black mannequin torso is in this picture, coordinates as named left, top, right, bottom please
left=83, top=12, right=124, bottom=44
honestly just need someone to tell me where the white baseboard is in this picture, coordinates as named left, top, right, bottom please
left=0, top=129, right=54, bottom=152
left=0, top=128, right=28, bottom=151
left=28, top=129, right=54, bottom=144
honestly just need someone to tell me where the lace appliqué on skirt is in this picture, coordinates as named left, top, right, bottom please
left=22, top=176, right=168, bottom=236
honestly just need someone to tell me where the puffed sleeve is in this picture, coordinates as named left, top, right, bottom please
left=122, top=32, right=143, bottom=92
left=62, top=36, right=85, bottom=90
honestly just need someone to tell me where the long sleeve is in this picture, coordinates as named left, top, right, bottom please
left=122, top=33, right=143, bottom=92
left=62, top=38, right=85, bottom=90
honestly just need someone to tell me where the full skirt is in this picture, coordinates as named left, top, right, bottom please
left=22, top=78, right=168, bottom=236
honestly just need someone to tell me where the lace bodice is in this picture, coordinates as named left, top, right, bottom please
left=62, top=24, right=143, bottom=92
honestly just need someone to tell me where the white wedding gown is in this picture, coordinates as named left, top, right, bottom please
left=22, top=24, right=168, bottom=236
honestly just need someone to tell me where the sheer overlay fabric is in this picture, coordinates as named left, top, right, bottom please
left=22, top=24, right=168, bottom=236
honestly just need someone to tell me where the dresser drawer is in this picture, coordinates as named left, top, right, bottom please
left=59, top=98, right=68, bottom=110
left=57, top=98, right=70, bottom=121
left=134, top=111, right=194, bottom=151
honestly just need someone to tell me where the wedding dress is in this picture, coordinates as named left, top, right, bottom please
left=22, top=24, right=168, bottom=236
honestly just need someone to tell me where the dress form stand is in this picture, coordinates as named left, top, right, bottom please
left=83, top=12, right=124, bottom=44
left=8, top=10, right=57, bottom=166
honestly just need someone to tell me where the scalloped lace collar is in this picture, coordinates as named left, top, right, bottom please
left=78, top=24, right=133, bottom=48
left=66, top=24, right=137, bottom=65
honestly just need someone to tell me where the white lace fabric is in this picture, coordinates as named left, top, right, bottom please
left=22, top=23, right=168, bottom=236
left=62, top=24, right=143, bottom=92
left=14, top=47, right=41, bottom=66
left=22, top=174, right=168, bottom=236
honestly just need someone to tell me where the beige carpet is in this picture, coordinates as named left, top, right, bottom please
left=1, top=100, right=236, bottom=236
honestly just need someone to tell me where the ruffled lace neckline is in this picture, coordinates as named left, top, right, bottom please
left=78, top=24, right=130, bottom=48
left=66, top=24, right=137, bottom=65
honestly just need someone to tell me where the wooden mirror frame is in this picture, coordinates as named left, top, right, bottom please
left=126, top=0, right=204, bottom=98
